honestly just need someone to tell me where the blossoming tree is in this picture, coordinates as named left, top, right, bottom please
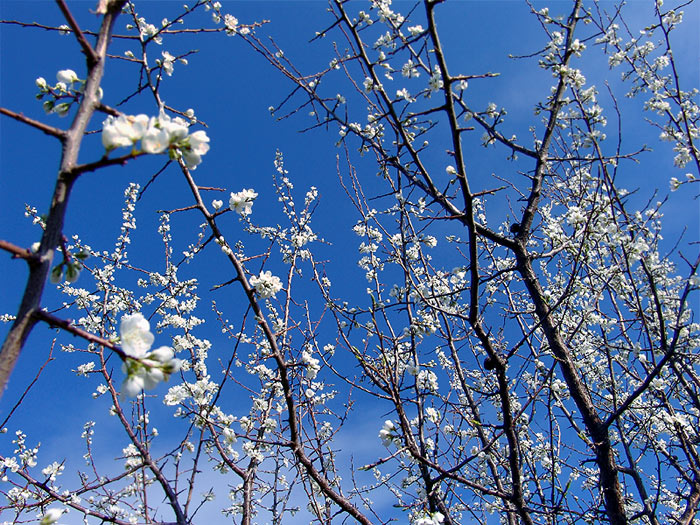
left=0, top=1, right=698, bottom=524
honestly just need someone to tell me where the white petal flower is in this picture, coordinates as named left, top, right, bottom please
left=158, top=112, right=189, bottom=143
left=187, top=130, right=210, bottom=155
left=161, top=51, right=175, bottom=76
left=182, top=149, right=202, bottom=168
left=212, top=199, right=223, bottom=210
left=122, top=372, right=146, bottom=397
left=56, top=69, right=78, bottom=84
left=141, top=126, right=170, bottom=154
left=229, top=189, right=258, bottom=215
left=120, top=313, right=154, bottom=358
left=379, top=419, right=396, bottom=446
left=249, top=270, right=282, bottom=298
left=40, top=508, right=64, bottom=525
left=149, top=346, right=174, bottom=363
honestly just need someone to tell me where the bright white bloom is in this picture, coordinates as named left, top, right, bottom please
left=121, top=343, right=182, bottom=397
left=35, top=77, right=47, bottom=90
left=41, top=461, right=64, bottom=481
left=56, top=69, right=78, bottom=84
left=102, top=114, right=150, bottom=150
left=249, top=271, right=282, bottom=298
left=402, top=59, right=419, bottom=78
left=396, top=88, right=413, bottom=102
left=141, top=126, right=170, bottom=154
left=379, top=419, right=397, bottom=447
left=414, top=511, right=445, bottom=525
left=229, top=188, right=258, bottom=215
left=40, top=508, right=64, bottom=525
left=157, top=111, right=189, bottom=143
left=224, top=14, right=238, bottom=34
left=566, top=206, right=586, bottom=227
left=407, top=25, right=423, bottom=36
left=429, top=66, right=443, bottom=92
left=212, top=199, right=223, bottom=210
left=182, top=130, right=210, bottom=168
left=120, top=313, right=154, bottom=358
left=161, top=51, right=175, bottom=76
left=301, top=350, right=321, bottom=379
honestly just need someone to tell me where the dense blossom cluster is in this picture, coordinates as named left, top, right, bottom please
left=249, top=271, right=282, bottom=298
left=102, top=111, right=210, bottom=168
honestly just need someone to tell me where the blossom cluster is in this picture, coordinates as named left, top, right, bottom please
left=379, top=419, right=398, bottom=447
left=119, top=313, right=182, bottom=396
left=35, top=69, right=99, bottom=117
left=229, top=188, right=258, bottom=215
left=413, top=511, right=445, bottom=525
left=249, top=271, right=282, bottom=298
left=102, top=111, right=210, bottom=169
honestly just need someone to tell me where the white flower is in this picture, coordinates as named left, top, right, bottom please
left=56, top=69, right=78, bottom=84
left=414, top=512, right=445, bottom=525
left=182, top=130, right=210, bottom=168
left=407, top=25, right=423, bottom=36
left=35, top=77, right=47, bottom=90
left=396, top=88, right=413, bottom=102
left=158, top=112, right=189, bottom=143
left=429, top=66, right=443, bottom=92
left=141, top=125, right=170, bottom=154
left=224, top=14, right=238, bottom=34
left=212, top=199, right=223, bottom=210
left=402, top=60, right=419, bottom=78
left=249, top=270, right=282, bottom=298
left=120, top=313, right=155, bottom=358
left=122, top=373, right=146, bottom=397
left=102, top=114, right=151, bottom=150
left=121, top=342, right=182, bottom=397
left=379, top=419, right=396, bottom=447
left=229, top=188, right=258, bottom=215
left=161, top=51, right=175, bottom=76
left=40, top=508, right=64, bottom=525
left=301, top=350, right=321, bottom=379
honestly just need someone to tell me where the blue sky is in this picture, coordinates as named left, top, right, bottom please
left=1, top=0, right=699, bottom=523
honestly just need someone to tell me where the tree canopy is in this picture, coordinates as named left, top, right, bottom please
left=0, top=1, right=698, bottom=524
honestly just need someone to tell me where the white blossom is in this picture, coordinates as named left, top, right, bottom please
left=56, top=69, right=78, bottom=84
left=229, top=189, right=258, bottom=215
left=249, top=271, right=282, bottom=298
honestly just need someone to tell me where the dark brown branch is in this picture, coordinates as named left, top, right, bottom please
left=55, top=0, right=99, bottom=65
left=0, top=240, right=37, bottom=261
left=0, top=107, right=66, bottom=139
left=33, top=309, right=126, bottom=360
